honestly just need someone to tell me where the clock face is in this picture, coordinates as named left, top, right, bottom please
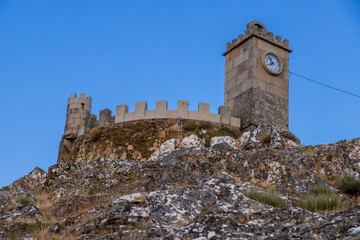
left=263, top=52, right=282, bottom=75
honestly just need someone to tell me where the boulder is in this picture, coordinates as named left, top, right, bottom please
left=242, top=125, right=301, bottom=150
left=180, top=134, right=204, bottom=148
left=210, top=136, right=237, bottom=151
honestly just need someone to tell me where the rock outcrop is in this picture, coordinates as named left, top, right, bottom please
left=1, top=125, right=360, bottom=239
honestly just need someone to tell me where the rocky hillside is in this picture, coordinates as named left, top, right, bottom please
left=1, top=124, right=360, bottom=239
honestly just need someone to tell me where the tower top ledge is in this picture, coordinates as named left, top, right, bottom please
left=223, top=20, right=292, bottom=56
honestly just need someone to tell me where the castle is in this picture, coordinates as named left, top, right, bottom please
left=58, top=21, right=291, bottom=161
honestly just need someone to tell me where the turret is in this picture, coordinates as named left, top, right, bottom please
left=64, top=93, right=92, bottom=138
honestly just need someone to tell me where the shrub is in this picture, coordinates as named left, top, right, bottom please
left=15, top=194, right=33, bottom=205
left=183, top=121, right=197, bottom=131
left=243, top=190, right=287, bottom=208
left=218, top=126, right=239, bottom=139
left=299, top=194, right=341, bottom=212
left=89, top=128, right=102, bottom=142
left=337, top=173, right=360, bottom=195
left=326, top=153, right=333, bottom=161
left=198, top=122, right=213, bottom=130
left=311, top=184, right=331, bottom=196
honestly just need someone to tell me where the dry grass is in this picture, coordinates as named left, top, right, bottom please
left=33, top=189, right=57, bottom=226
left=299, top=185, right=342, bottom=212
left=259, top=130, right=271, bottom=145
left=89, top=128, right=102, bottom=142
left=170, top=183, right=190, bottom=190
left=337, top=173, right=360, bottom=195
left=303, top=148, right=316, bottom=157
left=243, top=190, right=287, bottom=208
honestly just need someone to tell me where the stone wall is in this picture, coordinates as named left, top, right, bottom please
left=96, top=100, right=241, bottom=129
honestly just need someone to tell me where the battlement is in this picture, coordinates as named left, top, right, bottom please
left=67, top=93, right=92, bottom=111
left=94, top=100, right=241, bottom=129
left=223, top=20, right=292, bottom=56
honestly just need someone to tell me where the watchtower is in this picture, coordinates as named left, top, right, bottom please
left=63, top=93, right=92, bottom=138
left=223, top=20, right=292, bottom=130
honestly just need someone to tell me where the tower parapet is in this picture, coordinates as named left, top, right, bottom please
left=223, top=20, right=291, bottom=56
left=64, top=93, right=92, bottom=138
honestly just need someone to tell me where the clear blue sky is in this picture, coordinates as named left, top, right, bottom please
left=1, top=0, right=359, bottom=187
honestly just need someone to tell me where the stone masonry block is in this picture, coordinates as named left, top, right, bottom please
left=242, top=78, right=253, bottom=92
left=227, top=83, right=243, bottom=101
left=266, top=83, right=288, bottom=100
left=225, top=60, right=234, bottom=73
left=155, top=100, right=168, bottom=118
left=234, top=50, right=249, bottom=67
left=225, top=77, right=237, bottom=92
left=115, top=104, right=129, bottom=123
left=134, top=101, right=148, bottom=120
left=177, top=101, right=188, bottom=118
left=235, top=69, right=250, bottom=85
left=253, top=78, right=266, bottom=92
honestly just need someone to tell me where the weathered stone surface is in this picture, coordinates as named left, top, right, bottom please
left=210, top=136, right=237, bottom=151
left=150, top=139, right=180, bottom=160
left=242, top=124, right=301, bottom=150
left=232, top=88, right=289, bottom=130
left=180, top=134, right=204, bottom=148
left=3, top=126, right=360, bottom=239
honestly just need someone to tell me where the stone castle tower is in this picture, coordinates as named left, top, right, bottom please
left=223, top=20, right=292, bottom=130
left=63, top=93, right=92, bottom=138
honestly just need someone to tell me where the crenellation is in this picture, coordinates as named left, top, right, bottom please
left=223, top=20, right=292, bottom=57
left=155, top=100, right=168, bottom=118
left=283, top=39, right=289, bottom=47
left=134, top=101, right=148, bottom=120
left=198, top=102, right=210, bottom=113
left=115, top=104, right=129, bottom=123
left=63, top=98, right=242, bottom=133
left=275, top=35, right=282, bottom=42
left=177, top=100, right=188, bottom=118
left=98, top=108, right=112, bottom=127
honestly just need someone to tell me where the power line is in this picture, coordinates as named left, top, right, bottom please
left=289, top=71, right=360, bottom=99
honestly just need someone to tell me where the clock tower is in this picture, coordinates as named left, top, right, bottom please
left=223, top=21, right=292, bottom=130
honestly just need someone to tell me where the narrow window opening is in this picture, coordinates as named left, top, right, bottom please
left=255, top=24, right=263, bottom=30
left=81, top=103, right=85, bottom=109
